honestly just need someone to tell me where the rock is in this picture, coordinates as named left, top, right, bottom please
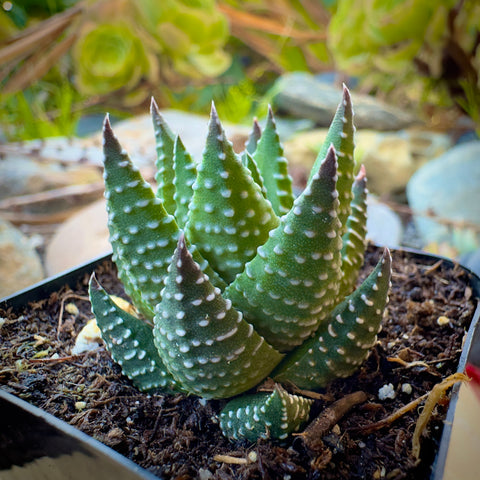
left=0, top=219, right=44, bottom=298
left=0, top=137, right=105, bottom=167
left=0, top=156, right=101, bottom=201
left=272, top=72, right=418, bottom=130
left=406, top=141, right=480, bottom=254
left=460, top=249, right=480, bottom=278
left=1, top=109, right=249, bottom=175
left=366, top=196, right=403, bottom=248
left=71, top=319, right=103, bottom=355
left=45, top=199, right=110, bottom=276
left=284, top=128, right=451, bottom=196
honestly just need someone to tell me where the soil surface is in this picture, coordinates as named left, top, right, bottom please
left=0, top=246, right=478, bottom=480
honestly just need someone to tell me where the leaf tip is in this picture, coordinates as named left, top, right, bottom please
left=382, top=247, right=392, bottom=266
left=89, top=272, right=101, bottom=291
left=356, top=164, right=367, bottom=182
left=325, top=143, right=338, bottom=168
left=103, top=113, right=112, bottom=135
left=253, top=117, right=262, bottom=135
left=208, top=101, right=223, bottom=138
left=102, top=114, right=120, bottom=153
left=150, top=96, right=160, bottom=116
left=210, top=100, right=218, bottom=118
left=177, top=231, right=186, bottom=251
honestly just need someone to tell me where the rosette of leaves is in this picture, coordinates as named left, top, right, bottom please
left=134, top=0, right=231, bottom=78
left=89, top=87, right=392, bottom=442
left=73, top=21, right=151, bottom=96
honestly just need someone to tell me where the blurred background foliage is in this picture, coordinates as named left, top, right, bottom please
left=0, top=0, right=479, bottom=140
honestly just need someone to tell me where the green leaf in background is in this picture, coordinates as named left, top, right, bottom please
left=0, top=8, right=19, bottom=36
left=0, top=72, right=81, bottom=140
left=327, top=0, right=479, bottom=118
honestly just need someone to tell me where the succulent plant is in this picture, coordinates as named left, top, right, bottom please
left=73, top=22, right=151, bottom=96
left=89, top=87, right=392, bottom=442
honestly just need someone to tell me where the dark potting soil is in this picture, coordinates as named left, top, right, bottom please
left=0, top=246, right=477, bottom=480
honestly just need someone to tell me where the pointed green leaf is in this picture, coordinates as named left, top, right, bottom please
left=339, top=165, right=368, bottom=298
left=185, top=104, right=279, bottom=283
left=151, top=98, right=176, bottom=215
left=219, top=385, right=313, bottom=442
left=226, top=146, right=343, bottom=352
left=253, top=106, right=294, bottom=216
left=273, top=249, right=392, bottom=389
left=244, top=118, right=262, bottom=154
left=103, top=115, right=179, bottom=318
left=241, top=151, right=268, bottom=200
left=309, top=85, right=355, bottom=235
left=153, top=234, right=283, bottom=399
left=89, top=274, right=180, bottom=393
left=103, top=117, right=225, bottom=318
left=173, top=135, right=197, bottom=229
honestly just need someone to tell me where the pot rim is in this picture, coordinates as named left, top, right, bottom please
left=0, top=388, right=160, bottom=479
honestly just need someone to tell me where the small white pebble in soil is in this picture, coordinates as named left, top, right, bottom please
left=358, top=441, right=366, bottom=449
left=248, top=451, right=258, bottom=462
left=437, top=316, right=450, bottom=326
left=378, top=383, right=396, bottom=400
left=65, top=302, right=79, bottom=316
left=198, top=398, right=207, bottom=406
left=401, top=383, right=413, bottom=395
left=373, top=465, right=387, bottom=479
left=71, top=319, right=103, bottom=355
left=126, top=416, right=133, bottom=425
left=75, top=401, right=86, bottom=411
left=198, top=468, right=213, bottom=480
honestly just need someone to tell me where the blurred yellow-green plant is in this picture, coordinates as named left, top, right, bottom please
left=1, top=0, right=479, bottom=141
left=329, top=0, right=480, bottom=133
left=0, top=0, right=334, bottom=140
left=73, top=21, right=151, bottom=96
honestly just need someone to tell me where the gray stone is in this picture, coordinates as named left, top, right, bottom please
left=0, top=156, right=101, bottom=200
left=406, top=141, right=480, bottom=254
left=45, top=199, right=110, bottom=276
left=284, top=128, right=451, bottom=196
left=366, top=196, right=403, bottom=248
left=0, top=138, right=104, bottom=168
left=1, top=110, right=249, bottom=176
left=0, top=219, right=44, bottom=298
left=460, top=248, right=480, bottom=278
left=273, top=72, right=418, bottom=130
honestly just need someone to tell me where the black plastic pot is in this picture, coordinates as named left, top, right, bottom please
left=0, top=254, right=160, bottom=480
left=0, top=389, right=158, bottom=480
left=1, top=249, right=479, bottom=480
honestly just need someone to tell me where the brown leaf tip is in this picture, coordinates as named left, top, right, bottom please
left=356, top=164, right=367, bottom=182
left=102, top=114, right=120, bottom=153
